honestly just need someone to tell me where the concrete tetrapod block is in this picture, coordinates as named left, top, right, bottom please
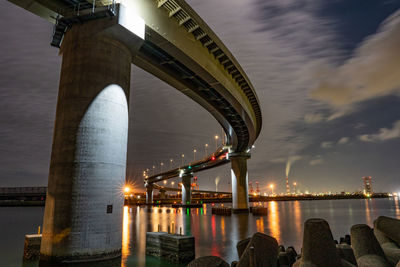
left=236, top=232, right=278, bottom=267
left=350, top=224, right=391, bottom=267
left=236, top=237, right=251, bottom=258
left=375, top=216, right=400, bottom=246
left=278, top=252, right=290, bottom=267
left=299, top=218, right=343, bottom=267
left=286, top=246, right=298, bottom=264
left=337, top=244, right=357, bottom=265
left=375, top=219, right=400, bottom=266
left=187, top=256, right=230, bottom=267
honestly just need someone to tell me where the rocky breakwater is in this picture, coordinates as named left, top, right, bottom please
left=187, top=216, right=400, bottom=267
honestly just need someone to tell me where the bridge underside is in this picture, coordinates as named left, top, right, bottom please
left=8, top=0, right=262, bottom=264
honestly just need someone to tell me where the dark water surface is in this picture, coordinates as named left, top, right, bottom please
left=1, top=198, right=399, bottom=266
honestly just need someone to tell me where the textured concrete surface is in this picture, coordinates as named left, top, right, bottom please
left=188, top=256, right=230, bottom=267
left=23, top=234, right=42, bottom=261
left=146, top=232, right=195, bottom=263
left=237, top=232, right=278, bottom=267
left=230, top=153, right=250, bottom=212
left=181, top=174, right=192, bottom=205
left=40, top=19, right=131, bottom=263
left=375, top=216, right=400, bottom=246
left=301, top=218, right=342, bottom=267
left=146, top=185, right=153, bottom=204
left=351, top=224, right=390, bottom=267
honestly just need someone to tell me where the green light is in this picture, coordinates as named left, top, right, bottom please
left=200, top=208, right=203, bottom=215
left=188, top=166, right=192, bottom=170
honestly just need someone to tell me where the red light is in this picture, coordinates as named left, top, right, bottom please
left=211, top=156, right=216, bottom=161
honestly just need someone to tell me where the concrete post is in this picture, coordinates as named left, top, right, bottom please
left=40, top=21, right=131, bottom=264
left=229, top=153, right=250, bottom=213
left=160, top=189, right=166, bottom=199
left=181, top=174, right=193, bottom=205
left=146, top=185, right=154, bottom=204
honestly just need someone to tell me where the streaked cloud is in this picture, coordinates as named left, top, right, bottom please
left=321, top=141, right=333, bottom=148
left=310, top=10, right=400, bottom=118
left=310, top=157, right=324, bottom=166
left=337, top=137, right=349, bottom=144
left=359, top=120, right=400, bottom=142
left=304, top=113, right=324, bottom=124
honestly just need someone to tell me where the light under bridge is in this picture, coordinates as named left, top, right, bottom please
left=9, top=0, right=262, bottom=264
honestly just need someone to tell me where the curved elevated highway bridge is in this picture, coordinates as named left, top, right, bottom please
left=9, top=0, right=262, bottom=263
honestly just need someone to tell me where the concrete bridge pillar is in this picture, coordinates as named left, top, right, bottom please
left=181, top=174, right=193, bottom=205
left=230, top=153, right=251, bottom=213
left=146, top=185, right=154, bottom=204
left=159, top=189, right=166, bottom=199
left=40, top=21, right=131, bottom=264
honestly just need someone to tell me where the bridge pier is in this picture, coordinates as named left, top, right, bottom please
left=159, top=189, right=166, bottom=199
left=230, top=153, right=251, bottom=213
left=181, top=174, right=193, bottom=205
left=146, top=185, right=154, bottom=204
left=40, top=22, right=131, bottom=264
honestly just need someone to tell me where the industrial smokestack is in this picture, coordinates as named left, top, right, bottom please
left=286, top=177, right=290, bottom=195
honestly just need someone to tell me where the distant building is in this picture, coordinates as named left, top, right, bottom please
left=362, top=176, right=373, bottom=196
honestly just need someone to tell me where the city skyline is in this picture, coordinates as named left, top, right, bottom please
left=1, top=0, right=400, bottom=193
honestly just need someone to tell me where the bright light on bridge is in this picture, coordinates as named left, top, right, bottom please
left=118, top=4, right=145, bottom=40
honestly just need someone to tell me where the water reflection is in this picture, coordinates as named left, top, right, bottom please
left=267, top=201, right=280, bottom=242
left=13, top=199, right=400, bottom=267
left=394, top=197, right=400, bottom=217
left=121, top=206, right=130, bottom=266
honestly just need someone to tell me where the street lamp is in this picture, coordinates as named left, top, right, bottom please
left=170, top=158, right=173, bottom=169
left=270, top=184, right=274, bottom=195
left=181, top=154, right=185, bottom=167
left=152, top=165, right=155, bottom=176
left=193, top=149, right=197, bottom=161
left=214, top=135, right=219, bottom=150
left=160, top=162, right=164, bottom=173
left=163, top=180, right=167, bottom=185
left=205, top=144, right=208, bottom=157
left=171, top=181, right=175, bottom=187
left=293, top=182, right=297, bottom=194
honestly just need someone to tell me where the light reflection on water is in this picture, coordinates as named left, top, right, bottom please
left=2, top=198, right=400, bottom=266
left=121, top=198, right=400, bottom=266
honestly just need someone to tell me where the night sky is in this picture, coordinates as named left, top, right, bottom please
left=1, top=0, right=400, bottom=194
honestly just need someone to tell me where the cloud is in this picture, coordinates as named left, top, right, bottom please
left=304, top=113, right=324, bottom=124
left=187, top=0, right=340, bottom=168
left=310, top=158, right=324, bottom=166
left=338, top=137, right=349, bottom=144
left=270, top=155, right=302, bottom=164
left=270, top=157, right=286, bottom=163
left=359, top=120, right=400, bottom=142
left=310, top=10, right=400, bottom=118
left=321, top=141, right=333, bottom=148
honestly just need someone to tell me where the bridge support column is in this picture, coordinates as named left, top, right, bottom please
left=146, top=185, right=154, bottom=204
left=181, top=174, right=193, bottom=205
left=40, top=22, right=131, bottom=264
left=230, top=153, right=251, bottom=213
left=160, top=189, right=166, bottom=199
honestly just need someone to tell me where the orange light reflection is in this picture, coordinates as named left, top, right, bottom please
left=268, top=201, right=281, bottom=242
left=121, top=206, right=130, bottom=266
